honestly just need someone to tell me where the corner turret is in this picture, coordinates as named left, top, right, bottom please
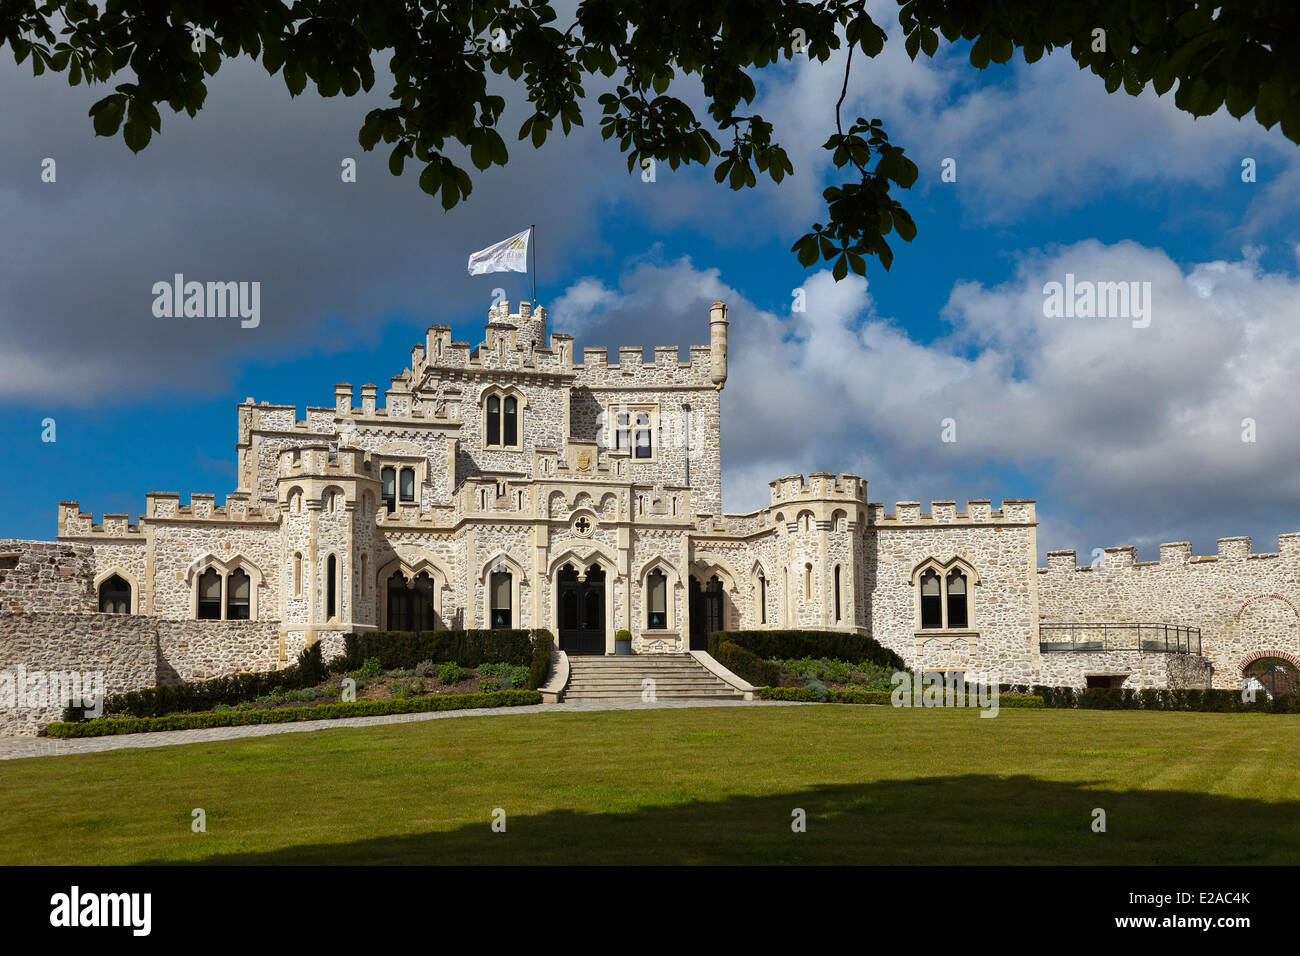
left=709, top=299, right=729, bottom=388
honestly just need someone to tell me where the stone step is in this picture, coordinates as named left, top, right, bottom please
left=565, top=691, right=745, bottom=701
left=562, top=652, right=744, bottom=703
left=566, top=681, right=733, bottom=686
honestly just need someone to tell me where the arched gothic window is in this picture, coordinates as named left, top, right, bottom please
left=98, top=574, right=131, bottom=614
left=227, top=568, right=251, bottom=620
left=916, top=561, right=975, bottom=631
left=486, top=395, right=501, bottom=446
left=503, top=396, right=518, bottom=446
left=381, top=467, right=396, bottom=513
left=647, top=569, right=667, bottom=629
left=198, top=568, right=222, bottom=620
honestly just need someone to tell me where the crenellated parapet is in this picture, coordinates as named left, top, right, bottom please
left=57, top=489, right=280, bottom=538
left=865, top=498, right=1036, bottom=526
left=1040, top=533, right=1300, bottom=573
left=768, top=473, right=868, bottom=507
left=58, top=503, right=143, bottom=539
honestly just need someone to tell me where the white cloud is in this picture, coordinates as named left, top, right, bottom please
left=561, top=242, right=1300, bottom=556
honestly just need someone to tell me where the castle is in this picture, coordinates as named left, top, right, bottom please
left=2, top=298, right=1299, bottom=733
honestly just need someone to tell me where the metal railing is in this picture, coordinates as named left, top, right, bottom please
left=1038, top=623, right=1201, bottom=655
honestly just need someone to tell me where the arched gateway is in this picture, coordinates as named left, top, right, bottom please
left=557, top=562, right=606, bottom=655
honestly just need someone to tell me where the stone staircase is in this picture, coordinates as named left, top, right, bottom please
left=563, top=654, right=746, bottom=703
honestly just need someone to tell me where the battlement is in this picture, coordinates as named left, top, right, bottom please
left=57, top=503, right=143, bottom=538
left=866, top=498, right=1036, bottom=525
left=768, top=473, right=868, bottom=506
left=409, top=300, right=725, bottom=391
left=239, top=400, right=339, bottom=434
left=276, top=443, right=376, bottom=478
left=58, top=490, right=276, bottom=537
left=1039, top=532, right=1300, bottom=572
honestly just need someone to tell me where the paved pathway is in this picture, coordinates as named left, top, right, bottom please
left=0, top=698, right=804, bottom=761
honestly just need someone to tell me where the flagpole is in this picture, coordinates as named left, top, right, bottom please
left=530, top=223, right=537, bottom=306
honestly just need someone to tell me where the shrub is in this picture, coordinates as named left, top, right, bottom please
left=357, top=657, right=382, bottom=679
left=709, top=630, right=906, bottom=670
left=296, top=643, right=327, bottom=685
left=342, top=629, right=533, bottom=670
left=327, top=655, right=350, bottom=674
left=437, top=662, right=471, bottom=685
left=615, top=629, right=633, bottom=642
left=527, top=629, right=554, bottom=690
left=414, top=660, right=436, bottom=678
left=44, top=690, right=544, bottom=738
left=995, top=684, right=1299, bottom=714
left=715, top=640, right=781, bottom=687
left=97, top=651, right=327, bottom=719
left=803, top=677, right=829, bottom=702
left=479, top=678, right=501, bottom=692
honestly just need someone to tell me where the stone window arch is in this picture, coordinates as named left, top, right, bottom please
left=96, top=572, right=133, bottom=614
left=834, top=564, right=842, bottom=622
left=325, top=554, right=339, bottom=622
left=482, top=386, right=526, bottom=450
left=911, top=558, right=978, bottom=631
left=638, top=558, right=680, bottom=632
left=188, top=554, right=264, bottom=621
left=479, top=552, right=526, bottom=629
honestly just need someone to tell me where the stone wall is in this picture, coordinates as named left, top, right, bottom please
left=1038, top=535, right=1300, bottom=688
left=156, top=619, right=283, bottom=684
left=0, top=540, right=96, bottom=614
left=1037, top=648, right=1210, bottom=689
left=0, top=611, right=157, bottom=735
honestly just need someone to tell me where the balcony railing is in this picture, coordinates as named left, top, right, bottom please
left=1038, top=623, right=1201, bottom=655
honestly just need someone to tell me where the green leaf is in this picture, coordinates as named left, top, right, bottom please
left=284, top=62, right=307, bottom=97
left=89, top=94, right=126, bottom=137
left=418, top=160, right=443, bottom=196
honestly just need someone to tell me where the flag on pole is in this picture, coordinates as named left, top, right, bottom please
left=467, top=228, right=531, bottom=276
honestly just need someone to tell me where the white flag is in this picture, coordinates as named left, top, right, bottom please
left=468, top=228, right=530, bottom=276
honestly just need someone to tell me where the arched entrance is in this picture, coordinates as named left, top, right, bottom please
left=558, top=562, right=606, bottom=655
left=386, top=570, right=438, bottom=632
left=1242, top=655, right=1300, bottom=697
left=689, top=575, right=723, bottom=650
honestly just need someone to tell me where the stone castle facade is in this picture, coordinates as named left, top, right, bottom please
left=3, top=297, right=1300, bottom=732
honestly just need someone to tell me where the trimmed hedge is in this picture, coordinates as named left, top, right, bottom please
left=1000, top=684, right=1300, bottom=713
left=343, top=629, right=533, bottom=670
left=757, top=686, right=1045, bottom=708
left=44, top=690, right=542, bottom=738
left=528, top=629, right=554, bottom=690
left=708, top=630, right=906, bottom=670
left=73, top=644, right=327, bottom=721
left=715, top=640, right=782, bottom=687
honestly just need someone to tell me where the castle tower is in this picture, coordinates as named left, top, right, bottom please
left=710, top=299, right=729, bottom=388
left=486, top=300, right=547, bottom=352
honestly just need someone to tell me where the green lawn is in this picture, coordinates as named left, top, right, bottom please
left=2, top=706, right=1297, bottom=865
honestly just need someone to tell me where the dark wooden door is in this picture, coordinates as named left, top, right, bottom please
left=689, top=576, right=723, bottom=650
left=558, top=564, right=606, bottom=655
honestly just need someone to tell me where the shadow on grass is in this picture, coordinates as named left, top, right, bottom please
left=151, top=774, right=1300, bottom=865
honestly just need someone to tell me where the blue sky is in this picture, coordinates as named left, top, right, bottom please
left=3, top=7, right=1299, bottom=560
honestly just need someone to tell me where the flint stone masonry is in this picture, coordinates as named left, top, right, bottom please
left=0, top=611, right=156, bottom=735
left=0, top=297, right=1293, bottom=738
left=0, top=540, right=96, bottom=614
left=1038, top=536, right=1300, bottom=688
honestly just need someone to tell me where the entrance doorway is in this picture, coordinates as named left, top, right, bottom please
left=558, top=563, right=606, bottom=655
left=1242, top=656, right=1300, bottom=697
left=689, top=575, right=723, bottom=650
